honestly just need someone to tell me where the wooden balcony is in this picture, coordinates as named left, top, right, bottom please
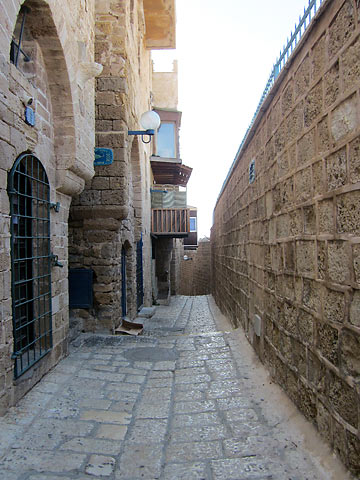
left=151, top=208, right=190, bottom=237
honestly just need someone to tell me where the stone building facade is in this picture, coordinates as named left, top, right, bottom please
left=150, top=60, right=193, bottom=304
left=0, top=0, right=177, bottom=414
left=211, top=0, right=360, bottom=474
left=0, top=0, right=96, bottom=413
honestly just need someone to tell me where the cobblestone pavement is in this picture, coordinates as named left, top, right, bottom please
left=0, top=296, right=350, bottom=480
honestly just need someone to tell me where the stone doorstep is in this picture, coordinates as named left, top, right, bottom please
left=137, top=306, right=156, bottom=318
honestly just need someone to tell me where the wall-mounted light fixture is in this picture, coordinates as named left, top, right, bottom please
left=128, top=110, right=161, bottom=144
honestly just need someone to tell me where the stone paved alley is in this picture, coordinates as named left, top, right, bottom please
left=0, top=296, right=352, bottom=479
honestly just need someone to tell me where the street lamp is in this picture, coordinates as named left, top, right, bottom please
left=128, top=110, right=161, bottom=144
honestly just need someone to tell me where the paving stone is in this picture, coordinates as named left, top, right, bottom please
left=105, top=382, right=141, bottom=393
left=216, top=396, right=253, bottom=410
left=176, top=359, right=205, bottom=369
left=60, top=437, right=122, bottom=455
left=175, top=366, right=208, bottom=376
left=173, top=389, right=206, bottom=401
left=172, top=411, right=221, bottom=428
left=28, top=476, right=90, bottom=480
left=223, top=436, right=281, bottom=458
left=85, top=454, right=116, bottom=476
left=79, top=398, right=112, bottom=409
left=88, top=359, right=111, bottom=365
left=135, top=401, right=171, bottom=418
left=141, top=387, right=172, bottom=403
left=77, top=369, right=126, bottom=382
left=117, top=367, right=147, bottom=375
left=106, top=391, right=139, bottom=402
left=229, top=421, right=271, bottom=437
left=174, top=400, right=217, bottom=414
left=211, top=457, right=272, bottom=479
left=166, top=440, right=222, bottom=462
left=223, top=408, right=260, bottom=423
left=153, top=361, right=176, bottom=370
left=42, top=396, right=80, bottom=419
left=162, top=461, right=209, bottom=480
left=93, top=364, right=118, bottom=372
left=175, top=382, right=209, bottom=392
left=169, top=424, right=228, bottom=442
left=126, top=419, right=168, bottom=443
left=125, top=374, right=146, bottom=384
left=80, top=410, right=131, bottom=424
left=146, top=377, right=173, bottom=388
left=175, top=373, right=211, bottom=384
left=115, top=443, right=162, bottom=479
left=148, top=370, right=174, bottom=378
left=96, top=424, right=128, bottom=440
left=0, top=422, right=23, bottom=456
left=111, top=400, right=136, bottom=413
left=0, top=450, right=86, bottom=473
left=15, top=418, right=94, bottom=449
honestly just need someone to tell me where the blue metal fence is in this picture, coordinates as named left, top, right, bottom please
left=217, top=0, right=325, bottom=201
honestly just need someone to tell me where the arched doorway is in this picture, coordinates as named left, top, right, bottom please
left=8, top=153, right=53, bottom=378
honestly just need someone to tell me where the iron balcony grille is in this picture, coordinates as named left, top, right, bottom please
left=8, top=153, right=53, bottom=378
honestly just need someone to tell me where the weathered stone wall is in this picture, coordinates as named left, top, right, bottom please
left=152, top=60, right=178, bottom=109
left=170, top=238, right=183, bottom=295
left=180, top=240, right=211, bottom=296
left=180, top=251, right=196, bottom=296
left=69, top=0, right=154, bottom=330
left=211, top=0, right=360, bottom=474
left=0, top=0, right=96, bottom=413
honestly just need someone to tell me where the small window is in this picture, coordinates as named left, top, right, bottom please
left=190, top=217, right=197, bottom=232
left=157, top=122, right=176, bottom=158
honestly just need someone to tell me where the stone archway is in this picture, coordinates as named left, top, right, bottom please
left=9, top=0, right=93, bottom=196
left=21, top=0, right=77, bottom=189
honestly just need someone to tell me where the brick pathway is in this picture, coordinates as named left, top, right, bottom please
left=0, top=296, right=350, bottom=479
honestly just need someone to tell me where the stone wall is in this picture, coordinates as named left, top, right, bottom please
left=69, top=0, right=154, bottom=331
left=0, top=0, right=96, bottom=413
left=211, top=0, right=360, bottom=474
left=180, top=240, right=211, bottom=296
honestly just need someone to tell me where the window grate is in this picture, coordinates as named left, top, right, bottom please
left=10, top=7, right=31, bottom=67
left=8, top=153, right=52, bottom=379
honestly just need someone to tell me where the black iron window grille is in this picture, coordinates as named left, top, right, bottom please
left=10, top=6, right=31, bottom=67
left=8, top=153, right=53, bottom=378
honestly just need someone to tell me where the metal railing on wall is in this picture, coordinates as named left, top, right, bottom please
left=217, top=0, right=325, bottom=203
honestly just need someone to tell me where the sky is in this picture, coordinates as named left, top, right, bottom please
left=152, top=0, right=313, bottom=239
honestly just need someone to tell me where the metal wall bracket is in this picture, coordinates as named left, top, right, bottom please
left=50, top=202, right=60, bottom=212
left=51, top=254, right=63, bottom=267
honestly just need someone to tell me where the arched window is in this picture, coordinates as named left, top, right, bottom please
left=8, top=153, right=53, bottom=378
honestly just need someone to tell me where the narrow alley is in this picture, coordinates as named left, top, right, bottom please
left=0, top=296, right=349, bottom=480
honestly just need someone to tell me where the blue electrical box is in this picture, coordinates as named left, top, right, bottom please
left=69, top=269, right=93, bottom=308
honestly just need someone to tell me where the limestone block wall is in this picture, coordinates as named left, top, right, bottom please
left=0, top=0, right=96, bottom=413
left=211, top=0, right=360, bottom=474
left=69, top=0, right=154, bottom=330
left=180, top=241, right=212, bottom=296
left=170, top=238, right=183, bottom=295
left=152, top=60, right=178, bottom=109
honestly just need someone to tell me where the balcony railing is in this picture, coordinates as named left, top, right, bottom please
left=151, top=208, right=190, bottom=236
left=151, top=189, right=187, bottom=209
